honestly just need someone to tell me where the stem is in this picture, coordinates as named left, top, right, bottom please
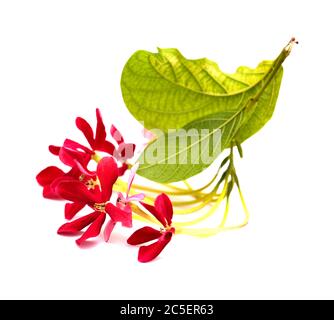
left=237, top=186, right=250, bottom=226
left=131, top=204, right=159, bottom=224
left=174, top=193, right=217, bottom=214
left=172, top=191, right=217, bottom=206
left=250, top=37, right=297, bottom=106
left=174, top=180, right=228, bottom=227
left=131, top=182, right=209, bottom=197
left=183, top=180, right=193, bottom=190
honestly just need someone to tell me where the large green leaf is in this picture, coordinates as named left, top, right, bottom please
left=137, top=110, right=245, bottom=183
left=121, top=48, right=283, bottom=143
left=124, top=41, right=294, bottom=182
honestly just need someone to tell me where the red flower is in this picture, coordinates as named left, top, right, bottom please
left=56, top=157, right=132, bottom=245
left=127, top=193, right=175, bottom=263
left=48, top=108, right=136, bottom=176
left=75, top=109, right=135, bottom=172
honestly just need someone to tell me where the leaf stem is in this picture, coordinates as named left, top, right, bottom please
left=250, top=37, right=297, bottom=106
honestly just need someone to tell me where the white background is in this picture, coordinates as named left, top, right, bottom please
left=1, top=0, right=334, bottom=300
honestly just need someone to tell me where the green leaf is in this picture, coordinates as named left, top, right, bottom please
left=125, top=39, right=295, bottom=183
left=121, top=47, right=283, bottom=144
left=137, top=110, right=245, bottom=183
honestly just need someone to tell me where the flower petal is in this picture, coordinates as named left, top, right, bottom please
left=76, top=212, right=106, bottom=246
left=57, top=211, right=100, bottom=234
left=36, top=166, right=65, bottom=186
left=106, top=203, right=132, bottom=228
left=95, top=108, right=107, bottom=148
left=140, top=202, right=166, bottom=227
left=143, top=128, right=156, bottom=141
left=59, top=147, right=93, bottom=177
left=127, top=226, right=161, bottom=245
left=96, top=157, right=118, bottom=201
left=49, top=145, right=61, bottom=155
left=121, top=143, right=136, bottom=159
left=138, top=232, right=173, bottom=263
left=103, top=220, right=116, bottom=242
left=63, top=139, right=93, bottom=155
left=155, top=193, right=173, bottom=225
left=110, top=125, right=124, bottom=144
left=96, top=140, right=115, bottom=155
left=126, top=163, right=139, bottom=196
left=49, top=174, right=77, bottom=193
left=73, top=158, right=96, bottom=177
left=42, top=185, right=63, bottom=200
left=65, top=202, right=86, bottom=220
left=56, top=180, right=99, bottom=204
left=117, top=192, right=126, bottom=203
left=118, top=163, right=128, bottom=176
left=58, top=147, right=88, bottom=168
left=76, top=117, right=95, bottom=149
left=67, top=166, right=83, bottom=179
left=127, top=193, right=145, bottom=202
left=114, top=143, right=135, bottom=162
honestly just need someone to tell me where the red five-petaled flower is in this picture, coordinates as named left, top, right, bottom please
left=36, top=109, right=136, bottom=201
left=127, top=193, right=175, bottom=263
left=74, top=108, right=135, bottom=173
left=56, top=157, right=132, bottom=245
left=49, top=108, right=136, bottom=176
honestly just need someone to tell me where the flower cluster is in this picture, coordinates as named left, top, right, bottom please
left=36, top=109, right=174, bottom=262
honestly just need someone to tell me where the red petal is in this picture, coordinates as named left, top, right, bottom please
left=57, top=211, right=100, bottom=234
left=155, top=193, right=173, bottom=225
left=49, top=145, right=61, bottom=155
left=63, top=139, right=93, bottom=154
left=105, top=203, right=132, bottom=227
left=59, top=147, right=91, bottom=171
left=42, top=185, right=63, bottom=200
left=76, top=212, right=106, bottom=245
left=96, top=140, right=115, bottom=155
left=103, top=220, right=116, bottom=242
left=110, top=125, right=124, bottom=144
left=56, top=180, right=99, bottom=204
left=73, top=158, right=96, bottom=177
left=65, top=202, right=86, bottom=220
left=97, top=157, right=118, bottom=201
left=95, top=108, right=107, bottom=148
left=49, top=175, right=77, bottom=195
left=36, top=166, right=65, bottom=186
left=76, top=117, right=95, bottom=149
left=127, top=226, right=161, bottom=245
left=140, top=202, right=166, bottom=227
left=118, top=163, right=128, bottom=176
left=66, top=166, right=82, bottom=179
left=58, top=147, right=78, bottom=168
left=138, top=232, right=173, bottom=263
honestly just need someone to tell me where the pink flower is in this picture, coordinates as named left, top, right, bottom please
left=127, top=193, right=175, bottom=263
left=104, top=164, right=145, bottom=242
left=117, top=163, right=145, bottom=212
left=56, top=157, right=131, bottom=245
